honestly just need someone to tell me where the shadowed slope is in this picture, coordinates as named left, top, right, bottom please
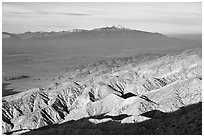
left=19, top=102, right=201, bottom=135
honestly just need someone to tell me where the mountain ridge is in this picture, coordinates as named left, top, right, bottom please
left=2, top=25, right=166, bottom=40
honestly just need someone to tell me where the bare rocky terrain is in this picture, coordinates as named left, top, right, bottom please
left=2, top=45, right=202, bottom=134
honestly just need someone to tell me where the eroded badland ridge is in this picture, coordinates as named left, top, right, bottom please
left=2, top=46, right=202, bottom=134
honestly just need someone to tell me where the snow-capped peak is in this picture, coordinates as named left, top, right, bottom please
left=92, top=25, right=130, bottom=31
left=112, top=25, right=125, bottom=29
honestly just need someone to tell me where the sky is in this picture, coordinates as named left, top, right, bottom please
left=2, top=2, right=202, bottom=35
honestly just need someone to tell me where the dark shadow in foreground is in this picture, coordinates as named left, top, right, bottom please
left=17, top=102, right=202, bottom=135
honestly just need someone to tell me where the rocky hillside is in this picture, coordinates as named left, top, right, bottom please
left=2, top=47, right=202, bottom=135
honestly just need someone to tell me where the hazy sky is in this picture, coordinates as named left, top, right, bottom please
left=2, top=2, right=202, bottom=34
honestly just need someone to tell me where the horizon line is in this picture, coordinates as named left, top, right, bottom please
left=2, top=25, right=202, bottom=35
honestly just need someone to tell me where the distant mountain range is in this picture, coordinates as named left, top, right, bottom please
left=2, top=25, right=201, bottom=57
left=2, top=25, right=165, bottom=40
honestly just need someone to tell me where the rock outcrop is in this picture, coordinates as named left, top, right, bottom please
left=2, top=47, right=202, bottom=135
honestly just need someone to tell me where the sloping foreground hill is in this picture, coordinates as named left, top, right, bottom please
left=2, top=47, right=202, bottom=135
left=22, top=102, right=202, bottom=135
